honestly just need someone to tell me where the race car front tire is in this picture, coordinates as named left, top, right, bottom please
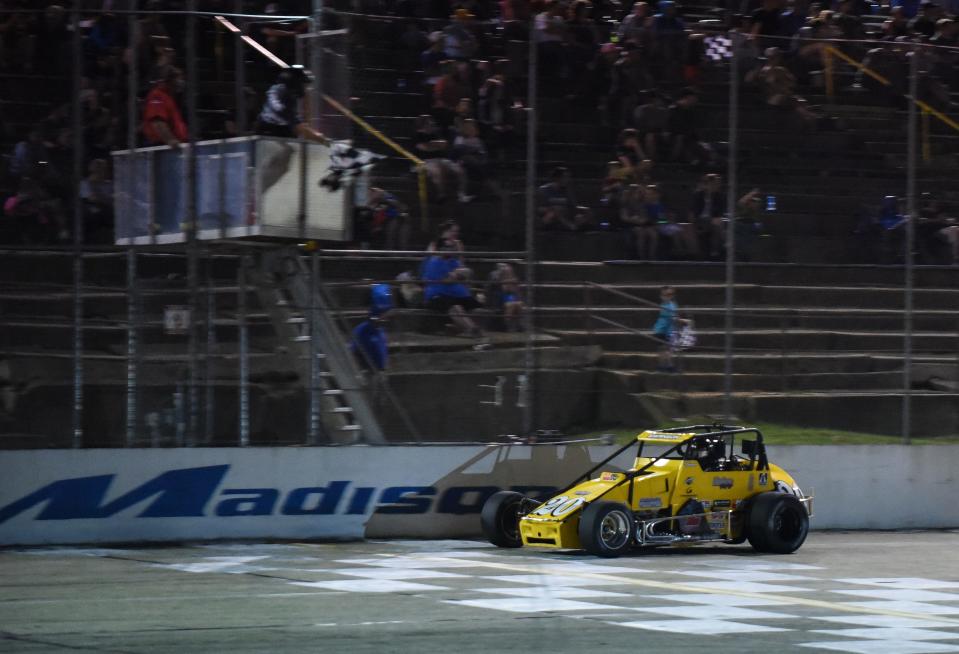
left=579, top=502, right=635, bottom=558
left=747, top=492, right=809, bottom=554
left=481, top=491, right=525, bottom=548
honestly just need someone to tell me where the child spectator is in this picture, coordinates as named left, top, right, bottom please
left=486, top=262, right=525, bottom=332
left=652, top=285, right=687, bottom=373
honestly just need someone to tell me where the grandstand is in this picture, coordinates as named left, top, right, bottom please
left=1, top=1, right=958, bottom=449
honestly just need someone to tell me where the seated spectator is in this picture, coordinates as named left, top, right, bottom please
left=79, top=158, right=114, bottom=243
left=442, top=8, right=479, bottom=60
left=883, top=7, right=912, bottom=39
left=427, top=220, right=465, bottom=254
left=422, top=244, right=484, bottom=338
left=752, top=48, right=816, bottom=128
left=358, top=187, right=409, bottom=250
left=633, top=92, right=669, bottom=161
left=2, top=177, right=66, bottom=245
left=451, top=96, right=475, bottom=139
left=647, top=185, right=699, bottom=258
left=142, top=65, right=188, bottom=148
left=690, top=173, right=726, bottom=259
left=735, top=189, right=767, bottom=261
left=910, top=0, right=941, bottom=39
left=616, top=128, right=648, bottom=176
left=538, top=166, right=590, bottom=231
left=600, top=160, right=630, bottom=224
left=414, top=114, right=472, bottom=204
left=620, top=183, right=659, bottom=259
left=452, top=119, right=497, bottom=197
left=916, top=193, right=958, bottom=264
left=486, top=262, right=525, bottom=332
left=9, top=129, right=49, bottom=182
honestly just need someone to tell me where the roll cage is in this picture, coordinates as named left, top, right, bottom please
left=551, top=425, right=770, bottom=510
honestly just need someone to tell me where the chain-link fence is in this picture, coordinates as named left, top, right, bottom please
left=1, top=4, right=958, bottom=448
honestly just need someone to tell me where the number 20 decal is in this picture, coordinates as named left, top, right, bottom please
left=532, top=496, right=585, bottom=517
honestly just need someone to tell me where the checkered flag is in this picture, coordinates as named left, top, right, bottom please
left=704, top=34, right=733, bottom=62
left=320, top=141, right=386, bottom=192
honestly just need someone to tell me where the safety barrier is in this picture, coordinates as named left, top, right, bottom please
left=1, top=444, right=956, bottom=545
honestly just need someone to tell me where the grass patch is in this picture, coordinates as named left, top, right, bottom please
left=574, top=422, right=959, bottom=445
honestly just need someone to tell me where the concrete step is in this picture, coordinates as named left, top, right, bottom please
left=599, top=351, right=907, bottom=374
left=551, top=328, right=959, bottom=353
left=601, top=368, right=904, bottom=393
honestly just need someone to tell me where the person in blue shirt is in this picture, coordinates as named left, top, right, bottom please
left=351, top=314, right=388, bottom=371
left=421, top=244, right=483, bottom=337
left=652, top=285, right=686, bottom=372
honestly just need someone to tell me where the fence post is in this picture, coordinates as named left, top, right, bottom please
left=238, top=256, right=250, bottom=447
left=722, top=30, right=740, bottom=422
left=522, top=18, right=538, bottom=439
left=902, top=45, right=918, bottom=445
left=823, top=46, right=835, bottom=102
left=71, top=1, right=85, bottom=449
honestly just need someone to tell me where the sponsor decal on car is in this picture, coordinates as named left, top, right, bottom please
left=712, top=477, right=734, bottom=489
left=685, top=477, right=694, bottom=485
left=638, top=497, right=662, bottom=509
left=712, top=499, right=732, bottom=509
left=643, top=432, right=683, bottom=440
left=600, top=472, right=624, bottom=482
left=759, top=472, right=769, bottom=486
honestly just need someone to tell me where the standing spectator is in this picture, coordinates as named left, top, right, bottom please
left=351, top=314, right=389, bottom=371
left=255, top=66, right=329, bottom=143
left=413, top=114, right=473, bottom=203
left=690, top=173, right=726, bottom=258
left=534, top=0, right=570, bottom=79
left=652, top=285, right=686, bottom=373
left=591, top=42, right=622, bottom=123
left=883, top=7, right=912, bottom=39
left=357, top=187, right=409, bottom=250
left=452, top=119, right=497, bottom=198
left=567, top=0, right=601, bottom=78
left=34, top=4, right=70, bottom=75
left=609, top=43, right=654, bottom=128
left=432, top=61, right=471, bottom=130
left=651, top=0, right=687, bottom=81
left=620, top=183, right=658, bottom=259
left=667, top=87, right=702, bottom=163
left=618, top=1, right=654, bottom=49
left=633, top=92, right=670, bottom=160
left=751, top=0, right=784, bottom=50
left=477, top=59, right=517, bottom=160
left=142, top=65, right=188, bottom=148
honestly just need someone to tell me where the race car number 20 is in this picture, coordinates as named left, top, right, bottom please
left=531, top=495, right=585, bottom=517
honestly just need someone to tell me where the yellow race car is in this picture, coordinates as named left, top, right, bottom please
left=481, top=425, right=812, bottom=558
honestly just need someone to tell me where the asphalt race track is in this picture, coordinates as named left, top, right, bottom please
left=3, top=532, right=959, bottom=653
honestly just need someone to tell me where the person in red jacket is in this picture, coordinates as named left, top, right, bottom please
left=142, top=65, right=188, bottom=148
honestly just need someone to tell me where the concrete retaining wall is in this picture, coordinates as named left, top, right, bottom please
left=1, top=444, right=956, bottom=545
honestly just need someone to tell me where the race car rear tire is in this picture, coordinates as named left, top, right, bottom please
left=481, top=491, right=525, bottom=548
left=579, top=502, right=635, bottom=558
left=747, top=492, right=808, bottom=554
